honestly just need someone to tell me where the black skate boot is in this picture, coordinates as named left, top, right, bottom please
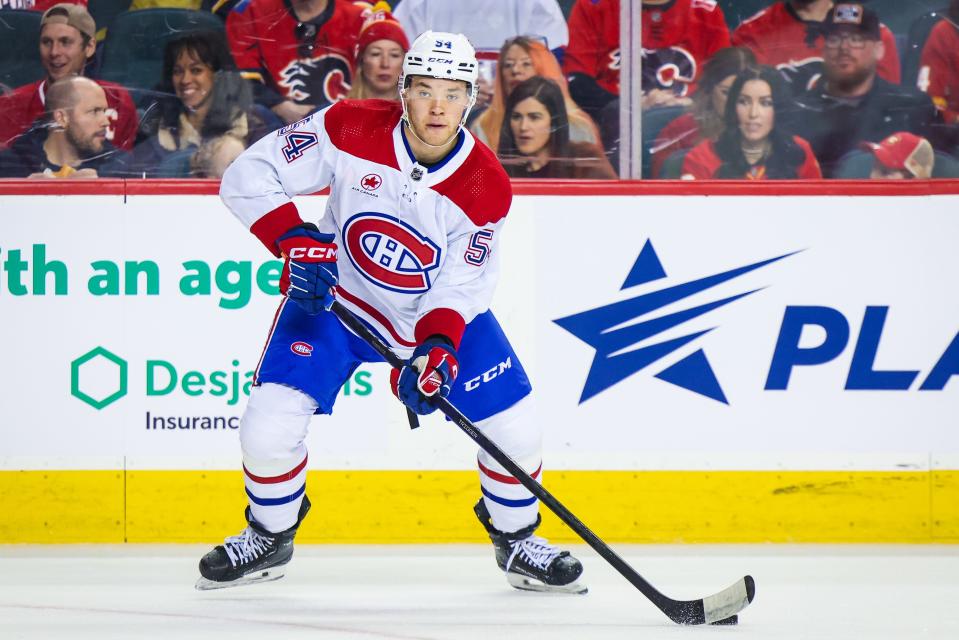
left=195, top=495, right=311, bottom=590
left=474, top=498, right=586, bottom=594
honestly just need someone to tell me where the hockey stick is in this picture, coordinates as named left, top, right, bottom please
left=330, top=300, right=755, bottom=625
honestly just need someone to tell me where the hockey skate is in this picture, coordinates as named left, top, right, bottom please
left=474, top=498, right=586, bottom=594
left=195, top=496, right=311, bottom=590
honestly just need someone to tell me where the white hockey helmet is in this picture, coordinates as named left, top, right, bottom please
left=400, top=31, right=479, bottom=128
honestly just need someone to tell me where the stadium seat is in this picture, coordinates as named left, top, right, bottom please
left=866, top=0, right=944, bottom=39
left=642, top=105, right=687, bottom=178
left=89, top=0, right=132, bottom=41
left=932, top=151, right=959, bottom=178
left=0, top=10, right=44, bottom=91
left=901, top=7, right=950, bottom=90
left=97, top=9, right=223, bottom=98
left=833, top=150, right=874, bottom=179
left=659, top=148, right=690, bottom=179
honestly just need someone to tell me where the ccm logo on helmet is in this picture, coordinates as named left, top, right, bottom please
left=428, top=57, right=454, bottom=63
left=342, top=212, right=441, bottom=294
left=289, top=246, right=336, bottom=260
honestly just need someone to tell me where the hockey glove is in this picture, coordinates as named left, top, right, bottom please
left=278, top=223, right=338, bottom=315
left=390, top=338, right=459, bottom=415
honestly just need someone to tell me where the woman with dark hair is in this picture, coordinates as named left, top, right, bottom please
left=681, top=65, right=821, bottom=179
left=498, top=76, right=616, bottom=179
left=650, top=47, right=756, bottom=178
left=133, top=30, right=260, bottom=178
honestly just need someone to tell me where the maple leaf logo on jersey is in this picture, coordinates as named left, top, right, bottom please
left=361, top=174, right=382, bottom=191
left=554, top=240, right=798, bottom=404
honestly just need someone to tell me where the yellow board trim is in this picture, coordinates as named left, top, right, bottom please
left=1, top=470, right=957, bottom=543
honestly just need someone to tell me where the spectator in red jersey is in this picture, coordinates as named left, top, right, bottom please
left=226, top=0, right=366, bottom=125
left=0, top=4, right=138, bottom=151
left=346, top=6, right=408, bottom=101
left=470, top=36, right=601, bottom=154
left=918, top=0, right=959, bottom=126
left=0, top=76, right=130, bottom=178
left=732, top=0, right=900, bottom=93
left=497, top=76, right=616, bottom=179
left=132, top=31, right=264, bottom=178
left=863, top=132, right=935, bottom=180
left=681, top=65, right=821, bottom=179
left=563, top=0, right=731, bottom=121
left=651, top=46, right=756, bottom=178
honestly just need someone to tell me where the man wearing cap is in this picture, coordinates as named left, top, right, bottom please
left=864, top=132, right=935, bottom=180
left=0, top=3, right=138, bottom=151
left=732, top=0, right=901, bottom=93
left=791, top=3, right=939, bottom=177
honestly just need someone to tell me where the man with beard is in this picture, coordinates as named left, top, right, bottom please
left=732, top=0, right=900, bottom=92
left=0, top=76, right=130, bottom=178
left=0, top=3, right=137, bottom=151
left=790, top=4, right=938, bottom=177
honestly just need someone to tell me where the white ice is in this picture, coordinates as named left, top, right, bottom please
left=1, top=544, right=957, bottom=639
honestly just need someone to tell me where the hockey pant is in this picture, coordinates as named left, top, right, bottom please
left=240, top=302, right=541, bottom=534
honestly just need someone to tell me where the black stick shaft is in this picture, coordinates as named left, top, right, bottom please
left=329, top=301, right=696, bottom=620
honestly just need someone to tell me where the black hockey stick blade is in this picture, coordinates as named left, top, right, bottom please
left=329, top=301, right=757, bottom=624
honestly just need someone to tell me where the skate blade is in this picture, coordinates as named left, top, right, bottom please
left=506, top=572, right=588, bottom=595
left=194, top=567, right=286, bottom=591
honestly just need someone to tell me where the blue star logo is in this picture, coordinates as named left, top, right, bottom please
left=554, top=240, right=799, bottom=404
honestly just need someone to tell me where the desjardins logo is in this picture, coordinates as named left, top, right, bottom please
left=71, top=346, right=128, bottom=409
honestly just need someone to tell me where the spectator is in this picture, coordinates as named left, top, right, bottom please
left=792, top=4, right=939, bottom=177
left=0, top=76, right=130, bottom=178
left=471, top=36, right=600, bottom=154
left=346, top=6, right=408, bottom=101
left=651, top=46, right=756, bottom=178
left=918, top=0, right=959, bottom=126
left=226, top=0, right=366, bottom=125
left=498, top=76, right=616, bottom=179
left=0, top=3, right=138, bottom=150
left=863, top=132, right=935, bottom=179
left=393, top=0, right=569, bottom=115
left=681, top=65, right=821, bottom=179
left=133, top=31, right=261, bottom=178
left=564, top=0, right=731, bottom=121
left=732, top=0, right=901, bottom=93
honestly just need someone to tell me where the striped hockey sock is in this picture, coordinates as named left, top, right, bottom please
left=243, top=453, right=308, bottom=533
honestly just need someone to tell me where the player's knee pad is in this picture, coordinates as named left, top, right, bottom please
left=240, top=383, right=317, bottom=469
left=476, top=395, right=541, bottom=473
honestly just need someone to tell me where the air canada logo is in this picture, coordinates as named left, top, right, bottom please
left=554, top=240, right=797, bottom=404
left=361, top=174, right=382, bottom=190
left=342, top=212, right=441, bottom=293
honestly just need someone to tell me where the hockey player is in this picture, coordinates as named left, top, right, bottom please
left=197, top=31, right=586, bottom=595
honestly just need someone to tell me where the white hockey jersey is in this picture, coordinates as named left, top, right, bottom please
left=220, top=100, right=512, bottom=351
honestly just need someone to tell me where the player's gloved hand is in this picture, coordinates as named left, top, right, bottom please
left=277, top=223, right=338, bottom=315
left=390, top=338, right=459, bottom=415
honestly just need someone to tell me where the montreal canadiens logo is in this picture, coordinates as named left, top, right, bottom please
left=342, top=212, right=441, bottom=294
left=291, top=341, right=313, bottom=356
left=361, top=174, right=382, bottom=191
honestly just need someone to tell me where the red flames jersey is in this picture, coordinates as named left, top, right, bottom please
left=918, top=18, right=959, bottom=124
left=226, top=0, right=366, bottom=107
left=564, top=0, right=730, bottom=98
left=0, top=78, right=138, bottom=151
left=680, top=136, right=822, bottom=180
left=732, top=2, right=900, bottom=91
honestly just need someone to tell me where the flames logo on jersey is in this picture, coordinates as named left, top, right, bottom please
left=278, top=53, right=352, bottom=106
left=342, top=213, right=441, bottom=294
left=776, top=57, right=824, bottom=93
left=641, top=46, right=697, bottom=96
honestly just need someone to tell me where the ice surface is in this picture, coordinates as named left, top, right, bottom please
left=1, top=544, right=957, bottom=639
